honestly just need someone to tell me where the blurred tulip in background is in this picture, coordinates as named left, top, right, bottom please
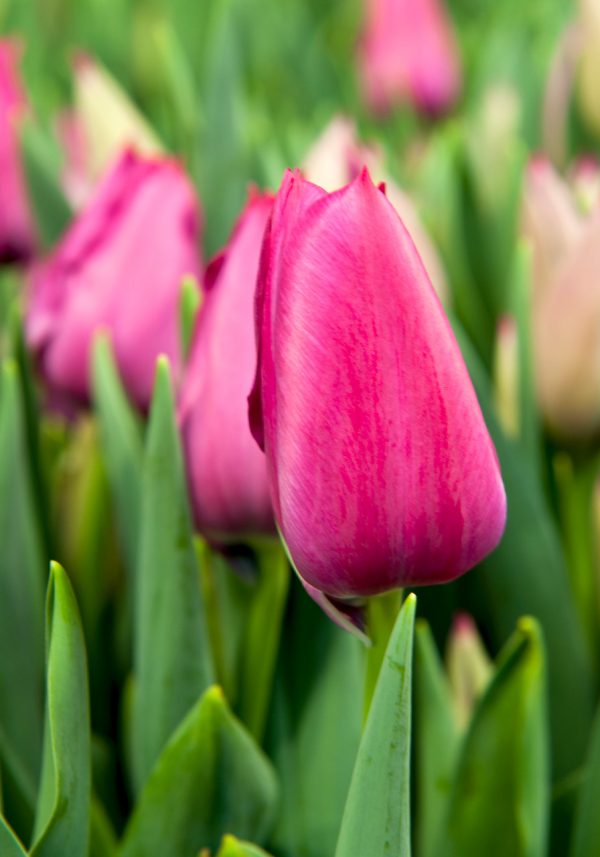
left=358, top=0, right=461, bottom=116
left=26, top=148, right=202, bottom=411
left=0, top=38, right=35, bottom=264
left=179, top=190, right=275, bottom=540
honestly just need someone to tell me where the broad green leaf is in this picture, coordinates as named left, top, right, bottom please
left=0, top=360, right=45, bottom=840
left=335, top=594, right=416, bottom=857
left=267, top=579, right=364, bottom=857
left=415, top=620, right=460, bottom=857
left=30, top=563, right=91, bottom=857
left=0, top=816, right=27, bottom=856
left=91, top=335, right=143, bottom=579
left=20, top=121, right=71, bottom=249
left=455, top=324, right=595, bottom=781
left=217, top=835, right=273, bottom=856
left=570, top=706, right=600, bottom=857
left=120, top=686, right=278, bottom=857
left=435, top=618, right=549, bottom=857
left=237, top=540, right=289, bottom=742
left=132, top=358, right=214, bottom=792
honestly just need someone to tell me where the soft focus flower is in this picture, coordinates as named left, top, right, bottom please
left=303, top=115, right=448, bottom=302
left=493, top=314, right=519, bottom=439
left=26, top=148, right=202, bottom=411
left=522, top=157, right=600, bottom=438
left=179, top=191, right=274, bottom=540
left=358, top=0, right=461, bottom=116
left=0, top=39, right=35, bottom=263
left=447, top=613, right=492, bottom=729
left=250, top=169, right=506, bottom=625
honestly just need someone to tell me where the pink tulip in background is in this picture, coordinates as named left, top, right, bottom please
left=358, top=0, right=461, bottom=116
left=250, top=169, right=506, bottom=625
left=0, top=39, right=35, bottom=263
left=179, top=191, right=275, bottom=540
left=26, top=148, right=202, bottom=411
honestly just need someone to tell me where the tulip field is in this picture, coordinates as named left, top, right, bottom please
left=2, top=0, right=600, bottom=855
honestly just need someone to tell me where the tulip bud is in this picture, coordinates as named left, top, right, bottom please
left=569, top=156, right=600, bottom=214
left=493, top=315, right=519, bottom=439
left=26, top=148, right=202, bottom=411
left=0, top=39, right=35, bottom=263
left=358, top=0, right=461, bottom=117
left=73, top=54, right=162, bottom=184
left=446, top=613, right=492, bottom=729
left=533, top=211, right=600, bottom=438
left=303, top=116, right=448, bottom=302
left=250, top=169, right=506, bottom=625
left=179, top=191, right=274, bottom=540
left=521, top=157, right=583, bottom=298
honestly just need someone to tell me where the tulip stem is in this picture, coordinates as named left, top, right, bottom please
left=363, top=588, right=404, bottom=723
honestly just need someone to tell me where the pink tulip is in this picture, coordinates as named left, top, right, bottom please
left=26, top=148, right=202, bottom=410
left=0, top=39, right=35, bottom=263
left=358, top=0, right=461, bottom=116
left=179, top=191, right=275, bottom=539
left=250, top=169, right=506, bottom=623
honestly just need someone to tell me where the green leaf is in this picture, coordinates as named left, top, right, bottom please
left=237, top=540, right=289, bottom=742
left=0, top=360, right=45, bottom=840
left=570, top=705, right=600, bottom=857
left=30, top=563, right=91, bottom=857
left=267, top=579, right=364, bottom=857
left=0, top=816, right=27, bottom=856
left=455, top=323, right=595, bottom=781
left=20, top=121, right=71, bottom=250
left=178, top=275, right=202, bottom=360
left=89, top=797, right=117, bottom=857
left=131, top=358, right=214, bottom=792
left=120, top=686, right=278, bottom=857
left=217, top=835, right=273, bottom=856
left=435, top=618, right=549, bottom=857
left=91, top=334, right=143, bottom=579
left=335, top=593, right=416, bottom=857
left=415, top=620, right=460, bottom=857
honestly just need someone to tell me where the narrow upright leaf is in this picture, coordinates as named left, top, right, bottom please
left=20, top=121, right=71, bottom=249
left=132, top=358, right=214, bottom=791
left=435, top=618, right=549, bottom=857
left=415, top=620, right=459, bottom=857
left=0, top=817, right=27, bottom=856
left=121, top=686, right=278, bottom=857
left=570, top=705, right=600, bottom=857
left=0, top=360, right=45, bottom=839
left=335, top=594, right=416, bottom=857
left=91, top=334, right=143, bottom=578
left=30, top=563, right=91, bottom=857
left=267, top=579, right=364, bottom=857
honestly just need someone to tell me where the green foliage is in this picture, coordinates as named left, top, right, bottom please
left=120, top=686, right=278, bottom=856
left=131, top=358, right=214, bottom=792
left=335, top=594, right=416, bottom=857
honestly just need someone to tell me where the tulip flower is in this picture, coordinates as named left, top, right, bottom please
left=250, top=169, right=506, bottom=626
left=521, top=157, right=600, bottom=437
left=0, top=39, right=35, bottom=263
left=358, top=0, right=461, bottom=116
left=303, top=115, right=448, bottom=302
left=179, top=191, right=274, bottom=539
left=26, top=148, right=202, bottom=411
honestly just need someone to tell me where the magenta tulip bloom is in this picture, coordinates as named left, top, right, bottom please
left=0, top=39, right=35, bottom=263
left=358, top=0, right=461, bottom=116
left=250, top=170, right=505, bottom=619
left=26, top=148, right=202, bottom=410
left=179, top=191, right=275, bottom=539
